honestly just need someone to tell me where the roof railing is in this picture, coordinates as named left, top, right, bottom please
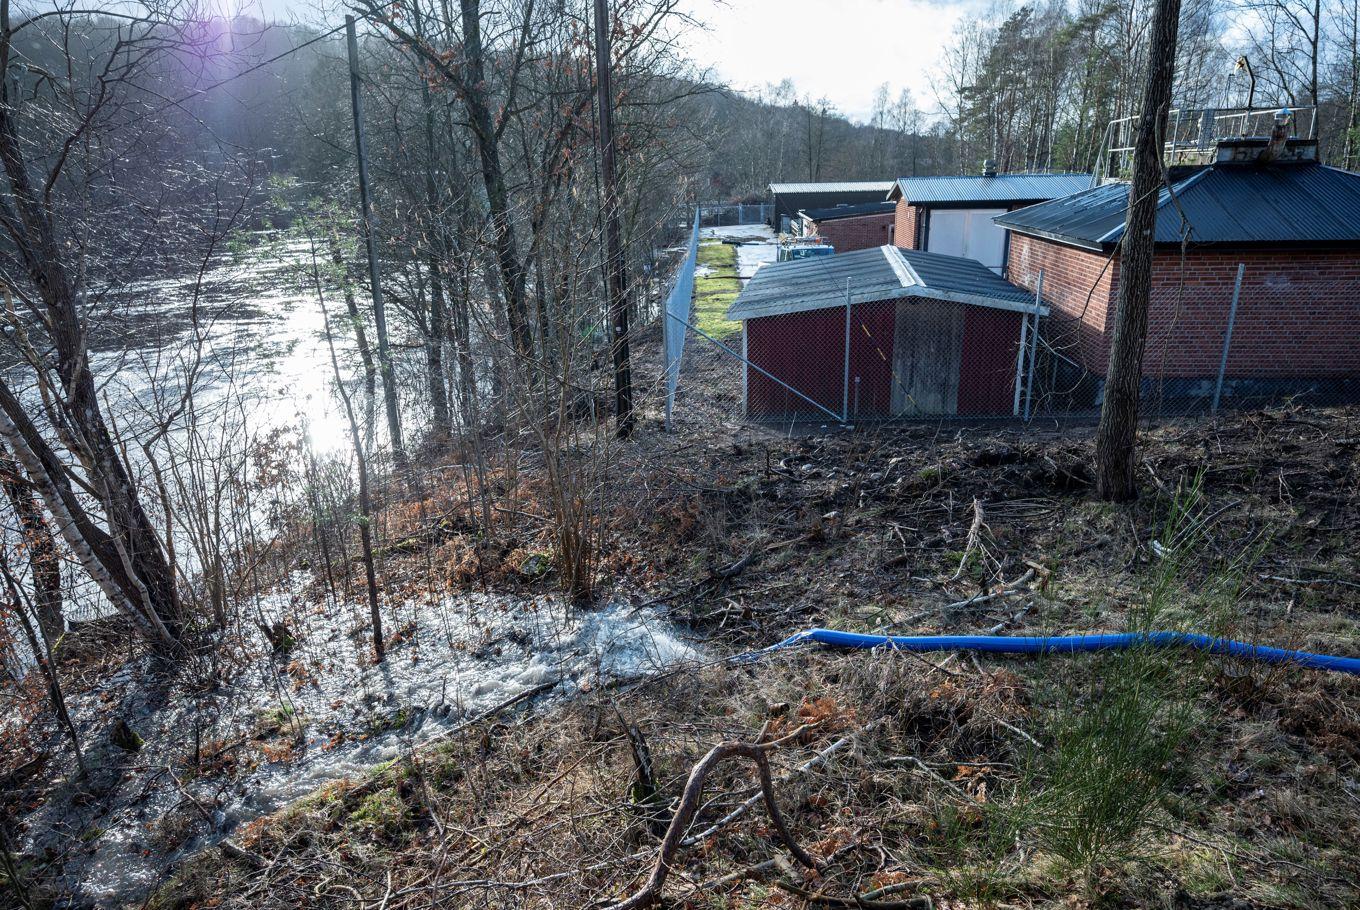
left=1095, top=105, right=1316, bottom=184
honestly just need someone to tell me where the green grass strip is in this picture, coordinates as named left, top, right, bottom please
left=692, top=240, right=743, bottom=339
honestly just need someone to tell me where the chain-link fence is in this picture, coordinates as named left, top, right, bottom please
left=662, top=210, right=700, bottom=429
left=677, top=283, right=1043, bottom=427
left=664, top=243, right=1360, bottom=432
left=1035, top=265, right=1360, bottom=421
left=696, top=202, right=773, bottom=227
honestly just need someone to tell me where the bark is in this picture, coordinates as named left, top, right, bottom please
left=1094, top=0, right=1182, bottom=502
left=4, top=578, right=84, bottom=776
left=0, top=375, right=174, bottom=647
left=593, top=0, right=634, bottom=436
left=0, top=444, right=62, bottom=645
left=345, top=16, right=406, bottom=466
left=422, top=84, right=452, bottom=436
left=311, top=244, right=384, bottom=663
left=329, top=232, right=378, bottom=403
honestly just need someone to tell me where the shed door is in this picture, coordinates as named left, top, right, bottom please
left=926, top=208, right=1007, bottom=273
left=891, top=299, right=964, bottom=415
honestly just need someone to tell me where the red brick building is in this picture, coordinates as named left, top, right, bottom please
left=799, top=202, right=895, bottom=252
left=995, top=144, right=1360, bottom=406
left=888, top=172, right=1090, bottom=272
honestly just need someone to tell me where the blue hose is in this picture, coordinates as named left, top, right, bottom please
left=738, top=629, right=1360, bottom=676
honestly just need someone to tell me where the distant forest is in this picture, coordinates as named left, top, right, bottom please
left=16, top=0, right=1358, bottom=220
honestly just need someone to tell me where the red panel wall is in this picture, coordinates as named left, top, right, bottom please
left=958, top=307, right=1023, bottom=414
left=745, top=308, right=848, bottom=419
left=745, top=298, right=1025, bottom=419
left=847, top=300, right=897, bottom=416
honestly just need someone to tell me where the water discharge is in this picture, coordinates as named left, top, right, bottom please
left=23, top=584, right=697, bottom=905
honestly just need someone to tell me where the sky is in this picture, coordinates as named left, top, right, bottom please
left=230, top=0, right=977, bottom=124
left=679, top=0, right=976, bottom=122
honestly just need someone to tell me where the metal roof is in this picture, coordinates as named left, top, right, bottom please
left=888, top=173, right=1090, bottom=205
left=800, top=201, right=897, bottom=222
left=768, top=181, right=895, bottom=195
left=725, top=246, right=1044, bottom=321
left=994, top=161, right=1360, bottom=250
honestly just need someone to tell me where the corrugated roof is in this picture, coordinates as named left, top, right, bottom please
left=889, top=173, right=1090, bottom=205
left=768, top=181, right=895, bottom=195
left=801, top=201, right=897, bottom=221
left=725, top=246, right=1043, bottom=321
left=897, top=248, right=1038, bottom=306
left=994, top=161, right=1360, bottom=249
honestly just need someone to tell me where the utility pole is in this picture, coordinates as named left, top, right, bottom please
left=593, top=0, right=634, bottom=436
left=346, top=15, right=406, bottom=467
left=1094, top=0, right=1182, bottom=501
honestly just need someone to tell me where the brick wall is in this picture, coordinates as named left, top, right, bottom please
left=1142, top=250, right=1360, bottom=378
left=808, top=212, right=894, bottom=253
left=893, top=200, right=921, bottom=250
left=1005, top=233, right=1114, bottom=373
left=1006, top=234, right=1360, bottom=379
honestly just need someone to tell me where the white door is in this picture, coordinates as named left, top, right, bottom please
left=927, top=208, right=1008, bottom=273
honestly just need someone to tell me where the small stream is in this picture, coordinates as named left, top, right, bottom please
left=23, top=583, right=698, bottom=906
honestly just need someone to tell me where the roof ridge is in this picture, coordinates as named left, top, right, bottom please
left=882, top=245, right=920, bottom=289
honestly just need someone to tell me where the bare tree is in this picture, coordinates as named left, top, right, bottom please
left=0, top=7, right=192, bottom=649
left=1095, top=0, right=1183, bottom=501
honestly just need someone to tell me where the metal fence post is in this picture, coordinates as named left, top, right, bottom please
left=1023, top=270, right=1043, bottom=421
left=842, top=279, right=852, bottom=423
left=1212, top=262, right=1245, bottom=416
left=663, top=290, right=672, bottom=432
left=1013, top=299, right=1029, bottom=417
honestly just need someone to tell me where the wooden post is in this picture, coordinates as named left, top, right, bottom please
left=346, top=16, right=406, bottom=466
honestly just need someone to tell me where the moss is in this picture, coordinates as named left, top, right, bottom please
left=255, top=704, right=299, bottom=738
left=366, top=708, right=410, bottom=735
left=347, top=787, right=411, bottom=840
left=692, top=241, right=742, bottom=339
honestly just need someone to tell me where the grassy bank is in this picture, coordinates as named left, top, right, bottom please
left=692, top=240, right=742, bottom=339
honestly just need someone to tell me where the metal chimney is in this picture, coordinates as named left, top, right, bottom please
left=1261, top=108, right=1292, bottom=162
left=981, top=159, right=998, bottom=177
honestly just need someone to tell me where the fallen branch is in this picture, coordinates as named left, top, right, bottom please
left=949, top=498, right=986, bottom=582
left=603, top=722, right=823, bottom=910
left=941, top=568, right=1035, bottom=611
left=219, top=839, right=268, bottom=870
left=681, top=715, right=890, bottom=847
left=774, top=877, right=931, bottom=909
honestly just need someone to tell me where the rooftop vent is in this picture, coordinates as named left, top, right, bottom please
left=981, top=159, right=998, bottom=177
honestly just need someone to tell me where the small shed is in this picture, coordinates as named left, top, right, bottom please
left=888, top=172, right=1089, bottom=272
left=725, top=246, right=1046, bottom=420
left=768, top=181, right=894, bottom=232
